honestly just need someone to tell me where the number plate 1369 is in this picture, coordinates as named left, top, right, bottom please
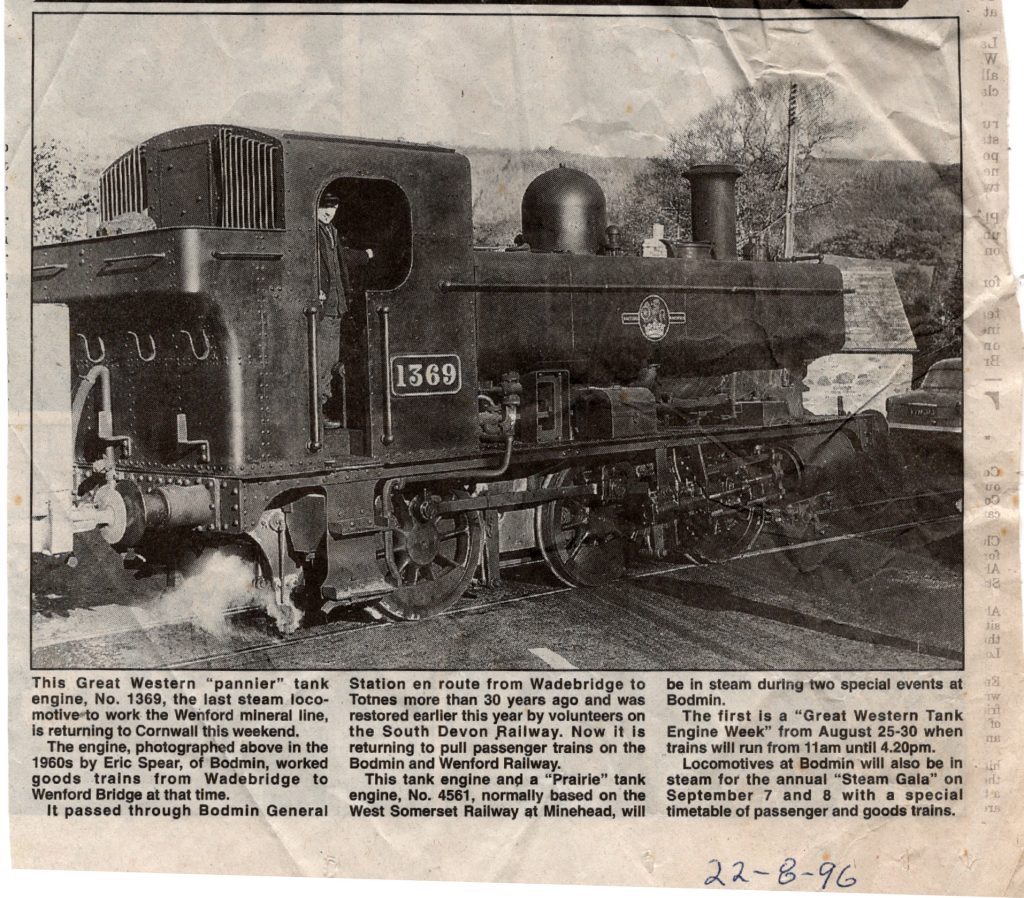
left=391, top=354, right=462, bottom=397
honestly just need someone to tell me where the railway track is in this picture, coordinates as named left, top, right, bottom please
left=30, top=479, right=961, bottom=669
left=156, top=510, right=961, bottom=670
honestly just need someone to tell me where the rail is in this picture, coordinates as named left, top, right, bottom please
left=162, top=511, right=962, bottom=671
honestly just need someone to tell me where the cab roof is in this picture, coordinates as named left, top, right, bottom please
left=139, top=124, right=454, bottom=155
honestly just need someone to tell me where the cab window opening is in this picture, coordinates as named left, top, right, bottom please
left=318, top=177, right=412, bottom=293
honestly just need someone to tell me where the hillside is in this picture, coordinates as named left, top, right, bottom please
left=801, top=158, right=961, bottom=263
left=36, top=140, right=960, bottom=379
left=466, top=150, right=961, bottom=265
left=463, top=147, right=646, bottom=247
left=36, top=139, right=959, bottom=266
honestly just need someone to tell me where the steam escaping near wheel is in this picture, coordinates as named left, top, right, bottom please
left=156, top=547, right=302, bottom=637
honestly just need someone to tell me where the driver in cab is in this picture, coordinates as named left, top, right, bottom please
left=316, top=188, right=373, bottom=430
left=316, top=188, right=373, bottom=317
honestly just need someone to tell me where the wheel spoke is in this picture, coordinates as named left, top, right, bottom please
left=440, top=526, right=470, bottom=541
left=433, top=553, right=458, bottom=569
left=560, top=519, right=588, bottom=533
left=565, top=529, right=592, bottom=563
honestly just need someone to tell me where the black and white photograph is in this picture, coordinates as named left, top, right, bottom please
left=30, top=11, right=963, bottom=672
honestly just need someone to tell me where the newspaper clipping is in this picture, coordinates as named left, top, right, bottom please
left=6, top=0, right=1022, bottom=891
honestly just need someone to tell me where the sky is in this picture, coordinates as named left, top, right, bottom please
left=34, top=13, right=960, bottom=164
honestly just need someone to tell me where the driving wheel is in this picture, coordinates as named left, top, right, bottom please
left=535, top=467, right=628, bottom=587
left=678, top=503, right=765, bottom=563
left=669, top=450, right=766, bottom=564
left=377, top=488, right=482, bottom=621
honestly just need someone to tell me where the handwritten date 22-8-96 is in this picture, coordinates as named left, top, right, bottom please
left=705, top=859, right=857, bottom=890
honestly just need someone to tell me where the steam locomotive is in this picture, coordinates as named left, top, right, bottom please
left=32, top=125, right=885, bottom=626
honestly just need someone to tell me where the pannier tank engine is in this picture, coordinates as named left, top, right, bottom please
left=32, top=125, right=886, bottom=625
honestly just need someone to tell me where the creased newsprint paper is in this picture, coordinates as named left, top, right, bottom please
left=6, top=0, right=1021, bottom=891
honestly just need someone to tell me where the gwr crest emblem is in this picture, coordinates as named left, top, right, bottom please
left=621, top=294, right=686, bottom=342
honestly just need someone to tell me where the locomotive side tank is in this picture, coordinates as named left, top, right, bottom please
left=473, top=163, right=845, bottom=386
left=472, top=253, right=845, bottom=385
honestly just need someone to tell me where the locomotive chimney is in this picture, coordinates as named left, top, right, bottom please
left=684, top=164, right=742, bottom=261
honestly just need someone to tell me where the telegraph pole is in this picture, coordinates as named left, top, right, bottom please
left=783, top=83, right=799, bottom=259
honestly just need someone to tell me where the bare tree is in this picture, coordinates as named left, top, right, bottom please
left=621, top=79, right=855, bottom=255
